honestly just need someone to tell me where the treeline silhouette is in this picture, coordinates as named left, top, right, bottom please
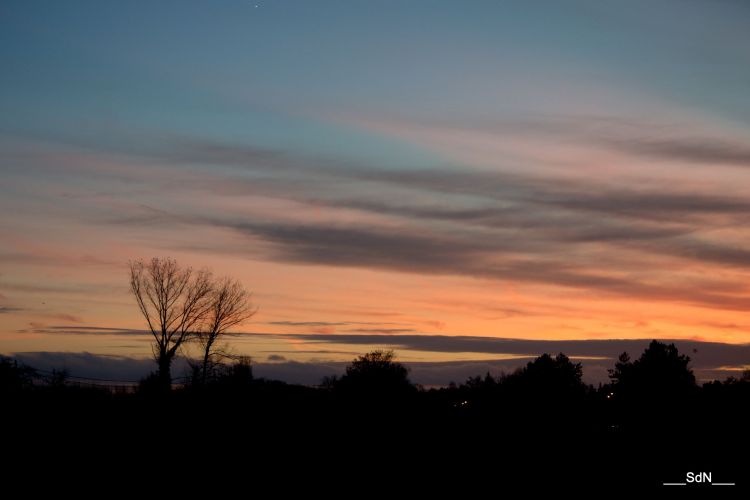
left=3, top=340, right=749, bottom=489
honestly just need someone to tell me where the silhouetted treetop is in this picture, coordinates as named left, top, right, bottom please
left=333, top=350, right=415, bottom=397
left=609, top=340, right=696, bottom=399
left=505, top=353, right=586, bottom=400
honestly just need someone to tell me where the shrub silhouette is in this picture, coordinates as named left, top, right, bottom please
left=330, top=350, right=415, bottom=401
left=212, top=356, right=254, bottom=388
left=507, top=352, right=586, bottom=399
left=0, top=356, right=36, bottom=393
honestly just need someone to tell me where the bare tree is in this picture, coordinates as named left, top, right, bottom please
left=129, top=257, right=214, bottom=389
left=197, top=277, right=255, bottom=384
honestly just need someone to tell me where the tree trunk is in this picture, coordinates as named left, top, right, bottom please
left=201, top=350, right=210, bottom=386
left=158, top=352, right=172, bottom=391
left=201, top=336, right=215, bottom=385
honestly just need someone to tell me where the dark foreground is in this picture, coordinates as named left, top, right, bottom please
left=2, top=343, right=748, bottom=493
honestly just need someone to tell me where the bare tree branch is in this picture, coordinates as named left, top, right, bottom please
left=128, top=257, right=214, bottom=388
left=197, top=277, right=256, bottom=384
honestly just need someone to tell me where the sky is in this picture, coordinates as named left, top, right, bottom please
left=2, top=1, right=750, bottom=383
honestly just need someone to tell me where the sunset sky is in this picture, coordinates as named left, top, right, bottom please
left=2, top=1, right=750, bottom=383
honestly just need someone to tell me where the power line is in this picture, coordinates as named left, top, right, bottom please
left=30, top=366, right=191, bottom=385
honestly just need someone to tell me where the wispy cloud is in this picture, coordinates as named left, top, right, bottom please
left=605, top=136, right=750, bottom=167
left=10, top=131, right=749, bottom=314
left=21, top=328, right=750, bottom=370
left=344, top=328, right=417, bottom=334
left=220, top=219, right=750, bottom=311
left=4, top=117, right=750, bottom=348
left=267, top=321, right=349, bottom=327
left=17, top=325, right=149, bottom=336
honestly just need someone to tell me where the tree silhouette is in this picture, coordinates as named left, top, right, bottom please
left=129, top=257, right=214, bottom=389
left=511, top=352, right=585, bottom=398
left=216, top=356, right=254, bottom=387
left=333, top=350, right=415, bottom=399
left=608, top=340, right=696, bottom=400
left=196, top=277, right=256, bottom=385
left=456, top=353, right=588, bottom=419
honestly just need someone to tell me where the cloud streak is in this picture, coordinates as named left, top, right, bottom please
left=222, top=220, right=750, bottom=311
left=605, top=136, right=750, bottom=168
left=27, top=326, right=750, bottom=369
left=28, top=131, right=746, bottom=314
left=10, top=334, right=750, bottom=387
